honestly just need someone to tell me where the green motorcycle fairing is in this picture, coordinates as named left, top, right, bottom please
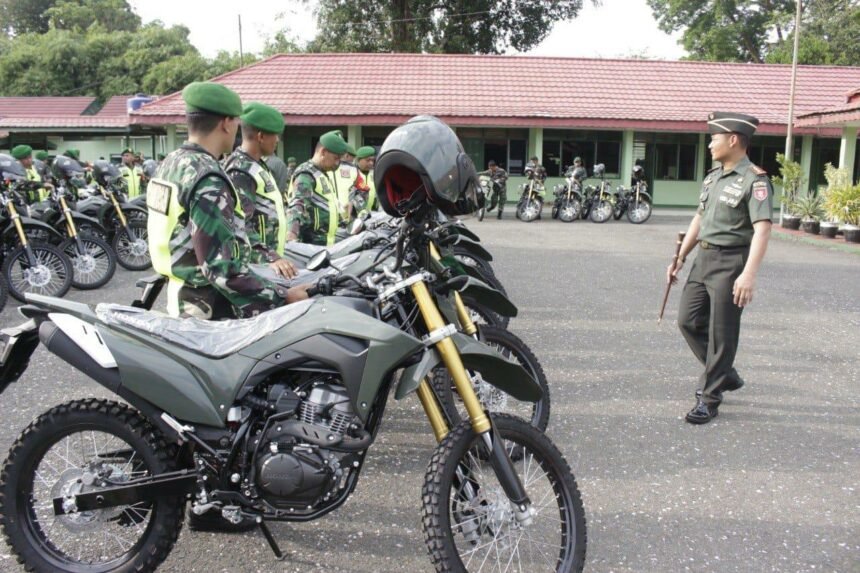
left=396, top=331, right=542, bottom=402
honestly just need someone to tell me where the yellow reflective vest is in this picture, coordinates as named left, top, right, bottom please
left=121, top=164, right=144, bottom=199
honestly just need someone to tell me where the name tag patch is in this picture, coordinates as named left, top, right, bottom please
left=146, top=179, right=173, bottom=215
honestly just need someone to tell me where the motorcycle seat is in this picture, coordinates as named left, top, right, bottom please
left=95, top=299, right=315, bottom=358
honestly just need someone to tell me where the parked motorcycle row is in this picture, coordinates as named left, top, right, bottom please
left=0, top=194, right=588, bottom=572
left=508, top=164, right=653, bottom=224
left=0, top=153, right=151, bottom=313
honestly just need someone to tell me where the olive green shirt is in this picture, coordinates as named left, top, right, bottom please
left=697, top=156, right=773, bottom=247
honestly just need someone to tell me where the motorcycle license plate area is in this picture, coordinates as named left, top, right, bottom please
left=0, top=320, right=40, bottom=392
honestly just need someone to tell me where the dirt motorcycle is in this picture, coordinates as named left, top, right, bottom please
left=552, top=166, right=585, bottom=222
left=0, top=198, right=586, bottom=573
left=25, top=179, right=116, bottom=290
left=0, top=156, right=73, bottom=302
left=613, top=167, right=653, bottom=224
left=75, top=160, right=150, bottom=271
left=515, top=166, right=545, bottom=222
left=586, top=163, right=614, bottom=224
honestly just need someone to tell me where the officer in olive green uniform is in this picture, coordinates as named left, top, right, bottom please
left=669, top=112, right=774, bottom=424
left=224, top=102, right=294, bottom=266
left=285, top=130, right=349, bottom=246
left=147, top=82, right=304, bottom=320
left=120, top=148, right=144, bottom=199
left=349, top=145, right=377, bottom=219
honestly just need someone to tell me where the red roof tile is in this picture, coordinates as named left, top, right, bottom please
left=95, top=95, right=134, bottom=117
left=130, top=53, right=860, bottom=134
left=0, top=96, right=94, bottom=118
left=0, top=116, right=130, bottom=128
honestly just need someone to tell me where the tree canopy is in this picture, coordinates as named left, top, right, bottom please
left=307, top=0, right=586, bottom=54
left=648, top=0, right=860, bottom=66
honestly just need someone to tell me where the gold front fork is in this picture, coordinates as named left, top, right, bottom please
left=59, top=196, right=77, bottom=238
left=109, top=193, right=128, bottom=227
left=428, top=242, right=477, bottom=336
left=7, top=201, right=29, bottom=246
left=411, top=280, right=491, bottom=435
left=416, top=380, right=448, bottom=442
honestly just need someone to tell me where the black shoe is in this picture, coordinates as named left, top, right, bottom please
left=723, top=378, right=744, bottom=392
left=685, top=397, right=719, bottom=424
left=497, top=212, right=503, bottom=219
left=188, top=508, right=258, bottom=533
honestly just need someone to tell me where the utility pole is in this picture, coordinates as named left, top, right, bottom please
left=238, top=14, right=244, bottom=67
left=782, top=0, right=802, bottom=225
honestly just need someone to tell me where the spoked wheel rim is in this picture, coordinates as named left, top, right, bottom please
left=21, top=429, right=156, bottom=570
left=64, top=239, right=112, bottom=288
left=559, top=200, right=580, bottom=222
left=446, top=423, right=579, bottom=572
left=114, top=225, right=151, bottom=270
left=628, top=200, right=652, bottom=223
left=519, top=200, right=540, bottom=222
left=591, top=201, right=613, bottom=223
left=7, top=246, right=71, bottom=299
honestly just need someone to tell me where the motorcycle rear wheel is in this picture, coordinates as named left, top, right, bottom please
left=0, top=399, right=185, bottom=573
left=422, top=414, right=587, bottom=573
left=612, top=202, right=624, bottom=220
left=430, top=325, right=550, bottom=433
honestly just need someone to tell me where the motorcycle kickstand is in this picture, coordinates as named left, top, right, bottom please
left=258, top=519, right=286, bottom=561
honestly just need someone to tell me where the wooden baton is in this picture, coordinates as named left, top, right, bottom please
left=658, top=231, right=686, bottom=324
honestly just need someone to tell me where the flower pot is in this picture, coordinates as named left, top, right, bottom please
left=844, top=225, right=860, bottom=243
left=820, top=223, right=839, bottom=238
left=801, top=220, right=820, bottom=235
left=782, top=216, right=801, bottom=230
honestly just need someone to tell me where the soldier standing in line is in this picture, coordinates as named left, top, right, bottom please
left=668, top=112, right=773, bottom=425
left=120, top=148, right=144, bottom=199
left=348, top=145, right=377, bottom=219
left=478, top=159, right=508, bottom=219
left=147, top=81, right=305, bottom=320
left=285, top=130, right=350, bottom=246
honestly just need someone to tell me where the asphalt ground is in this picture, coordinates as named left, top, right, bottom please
left=0, top=209, right=857, bottom=573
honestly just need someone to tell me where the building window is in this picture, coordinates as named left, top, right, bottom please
left=543, top=130, right=622, bottom=177
left=508, top=139, right=526, bottom=174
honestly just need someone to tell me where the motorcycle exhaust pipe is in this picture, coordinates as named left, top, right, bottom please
left=38, top=322, right=180, bottom=441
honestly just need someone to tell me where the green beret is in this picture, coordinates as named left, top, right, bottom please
left=707, top=111, right=760, bottom=137
left=64, top=149, right=80, bottom=160
left=34, top=150, right=49, bottom=161
left=182, top=81, right=242, bottom=117
left=286, top=156, right=297, bottom=163
left=319, top=131, right=349, bottom=155
left=122, top=148, right=134, bottom=155
left=157, top=153, right=165, bottom=161
left=241, top=102, right=284, bottom=135
left=11, top=145, right=32, bottom=160
left=344, top=143, right=356, bottom=156
left=355, top=146, right=375, bottom=160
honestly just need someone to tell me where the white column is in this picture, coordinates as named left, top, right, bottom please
left=165, top=125, right=177, bottom=152
left=839, top=126, right=858, bottom=176
left=697, top=133, right=707, bottom=181
left=528, top=127, right=543, bottom=161
left=347, top=125, right=362, bottom=149
left=620, top=130, right=634, bottom=185
left=800, top=135, right=813, bottom=192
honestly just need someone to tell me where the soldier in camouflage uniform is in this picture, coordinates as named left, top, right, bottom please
left=224, top=102, right=296, bottom=273
left=285, top=130, right=349, bottom=246
left=147, top=82, right=307, bottom=320
left=347, top=145, right=377, bottom=220
left=477, top=159, right=508, bottom=219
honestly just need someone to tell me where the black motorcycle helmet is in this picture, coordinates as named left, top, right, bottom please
left=52, top=155, right=87, bottom=187
left=92, top=160, right=123, bottom=188
left=0, top=153, right=27, bottom=181
left=142, top=159, right=158, bottom=178
left=374, top=116, right=481, bottom=217
left=632, top=165, right=645, bottom=179
left=593, top=163, right=606, bottom=177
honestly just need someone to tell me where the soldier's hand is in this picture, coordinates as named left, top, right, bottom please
left=667, top=259, right=684, bottom=285
left=270, top=258, right=298, bottom=279
left=285, top=284, right=310, bottom=303
left=733, top=272, right=755, bottom=307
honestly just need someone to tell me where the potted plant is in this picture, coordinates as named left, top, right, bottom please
left=793, top=192, right=823, bottom=234
left=773, top=153, right=804, bottom=230
left=821, top=164, right=860, bottom=243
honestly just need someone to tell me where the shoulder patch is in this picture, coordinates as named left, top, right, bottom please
left=752, top=180, right=769, bottom=201
left=751, top=164, right=767, bottom=176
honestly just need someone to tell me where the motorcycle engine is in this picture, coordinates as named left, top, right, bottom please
left=255, top=383, right=359, bottom=508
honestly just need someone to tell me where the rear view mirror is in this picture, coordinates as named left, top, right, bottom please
left=306, top=250, right=331, bottom=271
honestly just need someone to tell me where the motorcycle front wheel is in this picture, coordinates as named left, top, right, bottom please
left=112, top=221, right=152, bottom=271
left=627, top=199, right=653, bottom=224
left=430, top=325, right=550, bottom=433
left=559, top=198, right=582, bottom=222
left=61, top=235, right=117, bottom=290
left=517, top=199, right=541, bottom=222
left=0, top=274, right=7, bottom=313
left=460, top=295, right=509, bottom=330
left=2, top=242, right=73, bottom=302
left=0, top=399, right=185, bottom=573
left=422, top=414, right=587, bottom=573
left=589, top=200, right=613, bottom=223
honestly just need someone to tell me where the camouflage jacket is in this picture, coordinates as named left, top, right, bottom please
left=285, top=160, right=339, bottom=246
left=223, top=149, right=281, bottom=261
left=478, top=167, right=508, bottom=188
left=155, top=143, right=288, bottom=319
